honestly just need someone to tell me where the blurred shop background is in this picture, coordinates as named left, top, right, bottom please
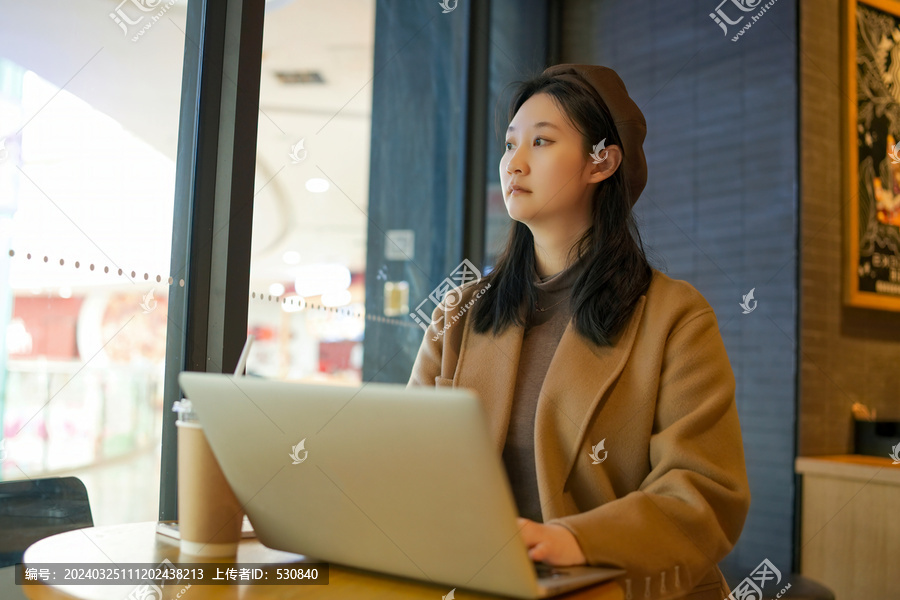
left=0, top=0, right=373, bottom=523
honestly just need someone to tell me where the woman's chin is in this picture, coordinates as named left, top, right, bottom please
left=505, top=199, right=537, bottom=223
left=506, top=209, right=531, bottom=224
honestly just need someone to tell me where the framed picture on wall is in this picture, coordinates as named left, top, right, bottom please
left=844, top=0, right=900, bottom=310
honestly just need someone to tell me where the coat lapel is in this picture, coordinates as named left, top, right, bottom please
left=454, top=295, right=647, bottom=520
left=455, top=316, right=524, bottom=456
left=534, top=295, right=646, bottom=518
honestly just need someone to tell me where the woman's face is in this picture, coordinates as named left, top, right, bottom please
left=500, top=92, right=600, bottom=227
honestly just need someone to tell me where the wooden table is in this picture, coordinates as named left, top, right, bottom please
left=20, top=522, right=623, bottom=600
left=795, top=454, right=900, bottom=599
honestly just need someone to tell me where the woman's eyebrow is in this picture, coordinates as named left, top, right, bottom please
left=506, top=121, right=561, bottom=133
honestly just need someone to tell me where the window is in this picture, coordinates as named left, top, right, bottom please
left=0, top=3, right=186, bottom=525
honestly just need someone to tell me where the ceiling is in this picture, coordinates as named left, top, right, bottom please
left=0, top=0, right=374, bottom=291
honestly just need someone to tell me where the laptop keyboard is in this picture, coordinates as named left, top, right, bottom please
left=533, top=562, right=568, bottom=579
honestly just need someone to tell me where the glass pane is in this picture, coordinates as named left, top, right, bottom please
left=246, top=1, right=375, bottom=383
left=484, top=0, right=549, bottom=269
left=0, top=3, right=186, bottom=525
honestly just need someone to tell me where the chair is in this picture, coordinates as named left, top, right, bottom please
left=0, top=476, right=94, bottom=600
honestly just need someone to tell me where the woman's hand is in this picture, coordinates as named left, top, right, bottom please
left=516, top=517, right=587, bottom=566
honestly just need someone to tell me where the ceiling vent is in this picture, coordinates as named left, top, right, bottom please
left=274, top=71, right=325, bottom=84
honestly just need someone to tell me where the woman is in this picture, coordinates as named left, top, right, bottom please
left=407, top=64, right=750, bottom=600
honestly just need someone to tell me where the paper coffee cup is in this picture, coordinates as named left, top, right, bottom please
left=176, top=421, right=244, bottom=557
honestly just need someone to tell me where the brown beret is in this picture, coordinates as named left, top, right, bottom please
left=540, top=64, right=647, bottom=207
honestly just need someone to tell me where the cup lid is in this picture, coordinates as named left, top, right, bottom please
left=172, top=398, right=198, bottom=421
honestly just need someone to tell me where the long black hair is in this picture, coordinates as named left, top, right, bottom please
left=471, top=70, right=655, bottom=347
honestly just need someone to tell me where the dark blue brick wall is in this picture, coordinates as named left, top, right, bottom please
left=558, top=0, right=799, bottom=579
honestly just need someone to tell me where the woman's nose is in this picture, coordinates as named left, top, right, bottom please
left=505, top=150, right=525, bottom=174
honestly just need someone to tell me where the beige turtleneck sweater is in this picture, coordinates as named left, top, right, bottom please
left=502, top=257, right=587, bottom=523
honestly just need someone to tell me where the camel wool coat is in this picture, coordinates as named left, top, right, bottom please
left=407, top=268, right=751, bottom=600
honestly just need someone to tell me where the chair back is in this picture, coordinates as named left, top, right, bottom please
left=0, top=476, right=93, bottom=568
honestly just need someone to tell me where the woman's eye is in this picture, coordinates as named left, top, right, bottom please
left=505, top=138, right=547, bottom=151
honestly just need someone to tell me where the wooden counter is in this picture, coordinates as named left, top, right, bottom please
left=795, top=454, right=900, bottom=599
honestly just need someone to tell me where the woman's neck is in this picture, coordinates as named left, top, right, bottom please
left=531, top=225, right=589, bottom=278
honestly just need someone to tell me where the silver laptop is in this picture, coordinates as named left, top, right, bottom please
left=178, top=372, right=624, bottom=599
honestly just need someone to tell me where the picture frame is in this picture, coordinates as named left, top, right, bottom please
left=844, top=0, right=900, bottom=310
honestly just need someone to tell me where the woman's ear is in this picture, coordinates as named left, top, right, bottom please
left=587, top=143, right=623, bottom=184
